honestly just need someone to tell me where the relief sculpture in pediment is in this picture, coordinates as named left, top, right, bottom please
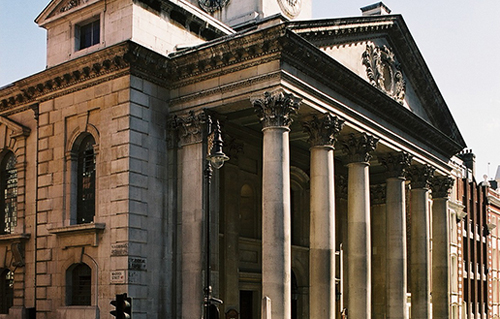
left=362, top=43, right=406, bottom=104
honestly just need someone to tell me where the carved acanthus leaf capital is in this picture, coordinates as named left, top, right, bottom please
left=335, top=174, right=348, bottom=200
left=342, top=133, right=378, bottom=164
left=370, top=184, right=387, bottom=205
left=379, top=151, right=412, bottom=179
left=171, top=110, right=207, bottom=146
left=431, top=176, right=454, bottom=199
left=303, top=113, right=344, bottom=147
left=252, top=90, right=301, bottom=129
left=408, top=165, right=435, bottom=189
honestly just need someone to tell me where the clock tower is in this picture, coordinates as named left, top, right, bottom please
left=196, top=0, right=312, bottom=27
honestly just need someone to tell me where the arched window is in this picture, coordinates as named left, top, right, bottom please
left=66, top=263, right=92, bottom=306
left=0, top=269, right=13, bottom=314
left=0, top=152, right=17, bottom=234
left=76, top=135, right=96, bottom=224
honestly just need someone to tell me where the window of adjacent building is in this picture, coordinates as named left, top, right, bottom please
left=66, top=263, right=92, bottom=306
left=0, top=269, right=13, bottom=314
left=75, top=18, right=100, bottom=51
left=76, top=135, right=96, bottom=224
left=0, top=152, right=17, bottom=234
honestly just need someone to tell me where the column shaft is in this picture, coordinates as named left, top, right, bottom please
left=347, top=161, right=371, bottom=319
left=310, top=146, right=336, bottom=319
left=262, top=126, right=291, bottom=319
left=432, top=197, right=451, bottom=319
left=386, top=177, right=408, bottom=319
left=410, top=188, right=431, bottom=319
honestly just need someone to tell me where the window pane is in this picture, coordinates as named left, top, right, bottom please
left=0, top=270, right=13, bottom=314
left=70, top=264, right=92, bottom=306
left=0, top=153, right=17, bottom=234
left=77, top=136, right=96, bottom=224
left=78, top=19, right=100, bottom=50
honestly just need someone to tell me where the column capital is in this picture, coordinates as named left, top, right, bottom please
left=171, top=110, right=206, bottom=146
left=335, top=174, right=348, bottom=200
left=379, top=151, right=412, bottom=179
left=252, top=90, right=301, bottom=129
left=431, top=176, right=454, bottom=199
left=342, top=133, right=378, bottom=164
left=408, top=165, right=435, bottom=189
left=303, top=113, right=344, bottom=148
left=370, top=184, right=387, bottom=205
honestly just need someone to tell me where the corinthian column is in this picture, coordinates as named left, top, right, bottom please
left=303, top=114, right=344, bottom=319
left=172, top=110, right=207, bottom=319
left=252, top=90, right=301, bottom=319
left=408, top=165, right=434, bottom=319
left=379, top=152, right=412, bottom=319
left=342, top=133, right=378, bottom=319
left=431, top=176, right=454, bottom=319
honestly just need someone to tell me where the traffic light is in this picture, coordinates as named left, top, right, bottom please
left=110, top=293, right=132, bottom=319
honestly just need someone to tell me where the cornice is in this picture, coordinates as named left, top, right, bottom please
left=279, top=29, right=464, bottom=158
left=288, top=16, right=465, bottom=150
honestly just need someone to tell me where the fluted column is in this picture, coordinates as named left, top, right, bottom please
left=379, top=152, right=412, bottom=319
left=342, top=133, right=378, bottom=319
left=252, top=90, right=300, bottom=319
left=431, top=176, right=454, bottom=319
left=173, top=110, right=207, bottom=319
left=408, top=165, right=434, bottom=319
left=370, top=184, right=387, bottom=319
left=303, top=114, right=344, bottom=319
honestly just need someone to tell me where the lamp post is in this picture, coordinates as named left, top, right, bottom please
left=204, top=115, right=229, bottom=319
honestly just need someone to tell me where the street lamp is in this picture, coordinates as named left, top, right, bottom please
left=204, top=115, right=229, bottom=319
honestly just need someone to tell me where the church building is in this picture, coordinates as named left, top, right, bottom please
left=0, top=0, right=467, bottom=318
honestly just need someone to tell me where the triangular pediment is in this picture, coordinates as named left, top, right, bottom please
left=35, top=0, right=100, bottom=27
left=288, top=15, right=465, bottom=149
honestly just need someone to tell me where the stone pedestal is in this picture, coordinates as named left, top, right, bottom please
left=431, top=176, right=454, bottom=319
left=304, top=114, right=343, bottom=319
left=342, top=133, right=377, bottom=319
left=253, top=90, right=300, bottom=319
left=409, top=165, right=434, bottom=319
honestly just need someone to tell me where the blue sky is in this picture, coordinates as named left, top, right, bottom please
left=1, top=0, right=500, bottom=180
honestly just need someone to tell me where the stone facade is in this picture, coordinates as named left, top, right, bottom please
left=0, top=1, right=468, bottom=319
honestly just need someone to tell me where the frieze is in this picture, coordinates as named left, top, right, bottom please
left=252, top=90, right=301, bottom=129
left=362, top=43, right=406, bottom=104
left=302, top=113, right=344, bottom=147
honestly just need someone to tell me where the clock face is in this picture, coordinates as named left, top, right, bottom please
left=199, top=0, right=230, bottom=12
left=277, top=0, right=302, bottom=18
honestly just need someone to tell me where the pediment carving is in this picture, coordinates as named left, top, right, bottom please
left=362, top=43, right=406, bottom=104
left=46, top=0, right=91, bottom=19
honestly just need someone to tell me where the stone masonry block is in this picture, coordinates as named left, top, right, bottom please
left=130, top=89, right=149, bottom=107
left=39, top=125, right=54, bottom=138
left=38, top=174, right=53, bottom=187
left=36, top=274, right=52, bottom=287
left=37, top=249, right=52, bottom=262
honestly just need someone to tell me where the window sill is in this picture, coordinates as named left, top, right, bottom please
left=49, top=223, right=105, bottom=248
left=0, top=233, right=30, bottom=242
